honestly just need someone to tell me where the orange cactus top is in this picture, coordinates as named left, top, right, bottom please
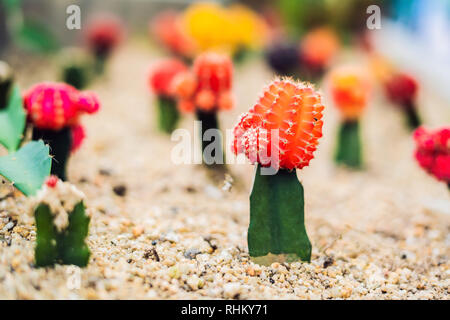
left=328, top=67, right=370, bottom=121
left=300, top=27, right=340, bottom=69
left=232, top=79, right=324, bottom=171
left=172, top=52, right=234, bottom=113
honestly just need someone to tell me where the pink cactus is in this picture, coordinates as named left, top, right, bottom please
left=23, top=82, right=100, bottom=151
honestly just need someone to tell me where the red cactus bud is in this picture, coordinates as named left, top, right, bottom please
left=233, top=79, right=324, bottom=170
left=45, top=175, right=59, bottom=188
left=148, top=58, right=187, bottom=97
left=328, top=67, right=370, bottom=121
left=173, top=52, right=234, bottom=113
left=384, top=73, right=418, bottom=106
left=414, top=126, right=450, bottom=183
left=85, top=15, right=123, bottom=58
left=24, top=82, right=100, bottom=132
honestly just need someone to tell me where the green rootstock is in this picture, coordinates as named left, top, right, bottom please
left=248, top=165, right=311, bottom=265
left=196, top=110, right=224, bottom=166
left=35, top=201, right=90, bottom=268
left=62, top=64, right=90, bottom=90
left=335, top=120, right=362, bottom=169
left=404, top=102, right=421, bottom=130
left=32, top=127, right=72, bottom=181
left=157, top=97, right=180, bottom=134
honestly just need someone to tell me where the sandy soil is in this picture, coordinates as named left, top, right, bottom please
left=0, top=43, right=449, bottom=299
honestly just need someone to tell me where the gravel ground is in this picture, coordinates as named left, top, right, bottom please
left=0, top=43, right=449, bottom=299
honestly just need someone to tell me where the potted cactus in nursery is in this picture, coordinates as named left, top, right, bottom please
left=148, top=58, right=188, bottom=134
left=0, top=62, right=51, bottom=197
left=172, top=52, right=234, bottom=165
left=23, top=82, right=100, bottom=181
left=413, top=126, right=450, bottom=190
left=328, top=67, right=370, bottom=169
left=232, top=78, right=324, bottom=265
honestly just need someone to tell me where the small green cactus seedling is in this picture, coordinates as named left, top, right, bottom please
left=33, top=176, right=91, bottom=267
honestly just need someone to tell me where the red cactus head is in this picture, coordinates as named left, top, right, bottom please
left=413, top=126, right=450, bottom=183
left=328, top=67, right=370, bottom=121
left=150, top=10, right=196, bottom=58
left=86, top=15, right=124, bottom=58
left=300, top=27, right=340, bottom=70
left=384, top=73, right=418, bottom=106
left=148, top=58, right=188, bottom=97
left=233, top=79, right=324, bottom=171
left=45, top=175, right=59, bottom=188
left=172, top=52, right=234, bottom=112
left=23, top=82, right=100, bottom=131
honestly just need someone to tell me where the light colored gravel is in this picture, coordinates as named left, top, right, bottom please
left=0, top=43, right=448, bottom=299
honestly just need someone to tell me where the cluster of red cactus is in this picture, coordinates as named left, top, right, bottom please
left=233, top=79, right=324, bottom=170
left=150, top=11, right=195, bottom=59
left=23, top=82, right=100, bottom=151
left=172, top=52, right=234, bottom=113
left=148, top=58, right=188, bottom=97
left=413, top=126, right=450, bottom=184
left=384, top=73, right=418, bottom=107
left=85, top=16, right=124, bottom=58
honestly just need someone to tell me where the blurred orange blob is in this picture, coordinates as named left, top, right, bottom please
left=150, top=10, right=196, bottom=59
left=233, top=79, right=324, bottom=170
left=328, top=67, right=371, bottom=120
left=300, top=27, right=340, bottom=69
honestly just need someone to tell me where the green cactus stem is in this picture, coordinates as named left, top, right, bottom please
left=32, top=127, right=72, bottom=181
left=35, top=201, right=90, bottom=268
left=0, top=62, right=13, bottom=110
left=248, top=165, right=311, bottom=265
left=157, top=96, right=179, bottom=134
left=196, top=110, right=224, bottom=166
left=62, top=64, right=90, bottom=90
left=335, top=119, right=362, bottom=169
left=404, top=101, right=421, bottom=130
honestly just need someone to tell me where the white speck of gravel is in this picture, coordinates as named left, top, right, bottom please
left=223, top=282, right=241, bottom=299
left=204, top=185, right=223, bottom=200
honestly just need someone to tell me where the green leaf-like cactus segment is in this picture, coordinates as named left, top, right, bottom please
left=35, top=201, right=90, bottom=268
left=335, top=120, right=362, bottom=168
left=0, top=86, right=26, bottom=151
left=0, top=140, right=51, bottom=196
left=249, top=165, right=311, bottom=264
left=157, top=97, right=179, bottom=134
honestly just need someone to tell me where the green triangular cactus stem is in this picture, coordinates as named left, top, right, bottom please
left=404, top=101, right=421, bottom=130
left=248, top=165, right=311, bottom=265
left=334, top=120, right=363, bottom=169
left=196, top=110, right=225, bottom=166
left=156, top=96, right=180, bottom=134
left=32, top=127, right=72, bottom=181
left=35, top=201, right=90, bottom=268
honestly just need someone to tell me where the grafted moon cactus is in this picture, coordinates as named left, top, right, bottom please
left=173, top=52, right=234, bottom=165
left=328, top=67, right=370, bottom=169
left=24, top=82, right=100, bottom=180
left=384, top=72, right=420, bottom=129
left=232, top=78, right=325, bottom=265
left=148, top=58, right=187, bottom=133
